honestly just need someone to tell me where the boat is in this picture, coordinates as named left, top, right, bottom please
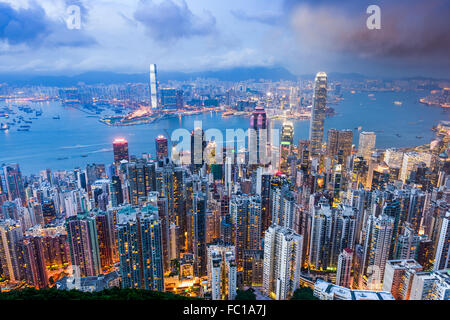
left=17, top=128, right=29, bottom=132
left=394, top=101, right=402, bottom=106
left=81, top=154, right=88, bottom=158
left=0, top=123, right=9, bottom=130
left=20, top=125, right=31, bottom=128
left=395, top=133, right=402, bottom=137
left=53, top=115, right=60, bottom=120
left=57, top=157, right=69, bottom=160
left=416, top=136, right=423, bottom=139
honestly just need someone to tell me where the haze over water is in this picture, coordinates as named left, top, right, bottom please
left=0, top=90, right=447, bottom=175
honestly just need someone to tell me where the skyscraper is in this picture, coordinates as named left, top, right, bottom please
left=364, top=214, right=394, bottom=290
left=66, top=214, right=101, bottom=277
left=358, top=132, right=376, bottom=160
left=327, top=129, right=353, bottom=160
left=0, top=220, right=24, bottom=282
left=117, top=208, right=164, bottom=291
left=42, top=198, right=56, bottom=225
left=155, top=135, right=169, bottom=161
left=309, top=72, right=327, bottom=157
left=113, top=138, right=129, bottom=165
left=382, top=259, right=422, bottom=300
left=149, top=63, right=158, bottom=109
left=433, top=211, right=450, bottom=271
left=207, top=244, right=237, bottom=300
left=263, top=225, right=303, bottom=300
left=249, top=106, right=268, bottom=165
left=2, top=164, right=26, bottom=206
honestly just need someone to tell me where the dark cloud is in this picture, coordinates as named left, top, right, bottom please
left=0, top=2, right=51, bottom=45
left=230, top=10, right=282, bottom=26
left=0, top=1, right=96, bottom=48
left=288, top=0, right=450, bottom=66
left=134, top=0, right=216, bottom=43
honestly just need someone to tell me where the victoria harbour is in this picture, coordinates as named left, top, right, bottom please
left=0, top=90, right=446, bottom=175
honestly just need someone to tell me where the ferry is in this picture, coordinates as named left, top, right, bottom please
left=17, top=128, right=30, bottom=132
left=394, top=101, right=403, bottom=106
left=222, top=111, right=235, bottom=118
left=53, top=115, right=61, bottom=120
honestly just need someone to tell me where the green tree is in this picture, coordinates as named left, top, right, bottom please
left=291, top=287, right=319, bottom=300
left=235, top=289, right=256, bottom=300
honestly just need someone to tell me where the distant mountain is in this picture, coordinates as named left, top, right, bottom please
left=0, top=66, right=297, bottom=86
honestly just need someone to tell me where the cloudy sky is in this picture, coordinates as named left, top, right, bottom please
left=0, top=0, right=449, bottom=77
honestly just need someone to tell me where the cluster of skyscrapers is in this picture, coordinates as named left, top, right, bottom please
left=0, top=72, right=448, bottom=300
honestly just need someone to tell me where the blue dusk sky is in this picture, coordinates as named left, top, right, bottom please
left=0, top=0, right=449, bottom=77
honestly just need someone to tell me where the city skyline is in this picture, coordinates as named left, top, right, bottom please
left=0, top=0, right=449, bottom=307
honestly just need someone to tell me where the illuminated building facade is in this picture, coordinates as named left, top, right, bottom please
left=309, top=72, right=327, bottom=157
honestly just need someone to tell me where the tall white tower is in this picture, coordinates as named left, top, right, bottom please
left=149, top=64, right=158, bottom=109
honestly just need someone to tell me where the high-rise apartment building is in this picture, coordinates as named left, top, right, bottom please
left=263, top=225, right=303, bottom=300
left=117, top=207, right=164, bottom=291
left=207, top=244, right=237, bottom=300
left=336, top=248, right=353, bottom=288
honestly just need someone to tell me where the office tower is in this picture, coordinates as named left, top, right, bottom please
left=263, top=225, right=303, bottom=300
left=336, top=248, right=353, bottom=288
left=117, top=209, right=164, bottom=291
left=0, top=220, right=24, bottom=282
left=22, top=236, right=48, bottom=289
left=384, top=148, right=404, bottom=168
left=42, top=198, right=56, bottom=225
left=249, top=106, right=268, bottom=165
left=309, top=72, right=327, bottom=157
left=260, top=173, right=272, bottom=234
left=207, top=244, right=237, bottom=300
left=400, top=152, right=432, bottom=183
left=280, top=121, right=294, bottom=173
left=2, top=164, right=26, bottom=206
left=243, top=249, right=264, bottom=287
left=191, top=127, right=206, bottom=168
left=160, top=88, right=183, bottom=109
left=149, top=63, right=158, bottom=109
left=110, top=175, right=123, bottom=207
left=66, top=214, right=101, bottom=277
left=364, top=214, right=394, bottom=290
left=358, top=132, right=376, bottom=160
left=382, top=259, right=422, bottom=300
left=433, top=211, right=450, bottom=271
left=113, top=138, right=129, bottom=166
left=326, top=129, right=353, bottom=160
left=155, top=135, right=169, bottom=160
